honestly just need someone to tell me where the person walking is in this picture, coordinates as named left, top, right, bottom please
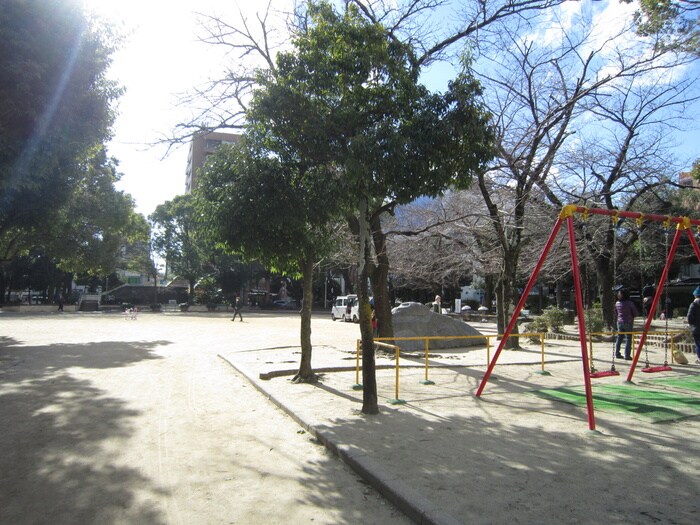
left=231, top=297, right=243, bottom=322
left=615, top=288, right=638, bottom=360
left=686, top=286, right=700, bottom=364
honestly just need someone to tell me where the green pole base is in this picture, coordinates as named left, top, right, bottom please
left=536, top=370, right=552, bottom=376
left=420, top=380, right=436, bottom=385
left=352, top=384, right=363, bottom=391
left=587, top=429, right=603, bottom=435
left=388, top=398, right=406, bottom=405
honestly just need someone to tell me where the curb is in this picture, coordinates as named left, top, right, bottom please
left=218, top=354, right=464, bottom=525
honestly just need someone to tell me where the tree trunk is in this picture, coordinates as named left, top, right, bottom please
left=359, top=198, right=378, bottom=414
left=556, top=280, right=564, bottom=308
left=595, top=251, right=616, bottom=330
left=483, top=275, right=494, bottom=309
left=153, top=271, right=158, bottom=304
left=497, top=254, right=521, bottom=349
left=292, top=257, right=317, bottom=383
left=188, top=277, right=196, bottom=299
left=369, top=217, right=394, bottom=339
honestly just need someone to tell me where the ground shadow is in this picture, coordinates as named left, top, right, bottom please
left=0, top=339, right=168, bottom=524
left=305, top=395, right=700, bottom=524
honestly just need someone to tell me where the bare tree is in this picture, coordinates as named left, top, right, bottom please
left=165, top=1, right=297, bottom=147
left=546, top=65, right=699, bottom=325
left=463, top=7, right=698, bottom=333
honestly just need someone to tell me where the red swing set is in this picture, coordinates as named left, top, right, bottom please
left=475, top=205, right=700, bottom=431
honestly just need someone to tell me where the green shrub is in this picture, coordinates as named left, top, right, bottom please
left=525, top=316, right=548, bottom=343
left=542, top=306, right=567, bottom=333
left=584, top=303, right=606, bottom=335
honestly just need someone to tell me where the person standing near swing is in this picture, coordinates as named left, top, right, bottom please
left=686, top=286, right=700, bottom=364
left=615, top=288, right=638, bottom=360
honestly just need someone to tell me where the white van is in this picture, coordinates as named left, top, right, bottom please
left=331, top=294, right=358, bottom=322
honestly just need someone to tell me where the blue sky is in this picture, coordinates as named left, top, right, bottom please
left=88, top=0, right=699, bottom=216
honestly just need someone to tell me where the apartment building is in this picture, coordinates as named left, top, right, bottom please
left=185, top=130, right=241, bottom=193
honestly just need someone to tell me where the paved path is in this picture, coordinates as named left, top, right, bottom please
left=0, top=312, right=409, bottom=524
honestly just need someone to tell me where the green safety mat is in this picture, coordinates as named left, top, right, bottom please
left=533, top=382, right=700, bottom=423
left=639, top=374, right=700, bottom=393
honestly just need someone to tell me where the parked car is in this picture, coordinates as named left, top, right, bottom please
left=331, top=294, right=357, bottom=322
left=273, top=298, right=298, bottom=309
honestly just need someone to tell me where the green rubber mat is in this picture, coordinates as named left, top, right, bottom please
left=533, top=383, right=700, bottom=423
left=639, top=374, right=700, bottom=393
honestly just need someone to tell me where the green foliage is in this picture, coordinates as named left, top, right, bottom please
left=525, top=306, right=569, bottom=340
left=0, top=145, right=146, bottom=280
left=525, top=316, right=549, bottom=343
left=0, top=0, right=121, bottom=245
left=192, top=275, right=223, bottom=306
left=627, top=0, right=700, bottom=54
left=249, top=1, right=494, bottom=213
left=51, top=147, right=145, bottom=276
left=150, top=194, right=210, bottom=293
left=542, top=306, right=568, bottom=333
left=196, top=138, right=338, bottom=276
left=585, top=303, right=606, bottom=334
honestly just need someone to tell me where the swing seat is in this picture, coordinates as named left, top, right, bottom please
left=590, top=370, right=620, bottom=378
left=641, top=365, right=672, bottom=373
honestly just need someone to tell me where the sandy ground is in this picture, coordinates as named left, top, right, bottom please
left=0, top=311, right=410, bottom=525
left=2, top=310, right=700, bottom=524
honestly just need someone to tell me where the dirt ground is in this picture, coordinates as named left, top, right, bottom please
left=0, top=311, right=410, bottom=525
left=2, top=310, right=700, bottom=524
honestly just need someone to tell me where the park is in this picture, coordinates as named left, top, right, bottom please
left=3, top=1, right=700, bottom=523
left=2, top=309, right=700, bottom=524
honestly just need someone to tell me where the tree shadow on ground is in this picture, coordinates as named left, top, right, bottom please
left=298, top=364, right=700, bottom=524
left=0, top=339, right=168, bottom=524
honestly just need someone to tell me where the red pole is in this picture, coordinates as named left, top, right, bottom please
left=476, top=214, right=565, bottom=397
left=686, top=226, right=700, bottom=262
left=626, top=225, right=684, bottom=382
left=567, top=216, right=596, bottom=431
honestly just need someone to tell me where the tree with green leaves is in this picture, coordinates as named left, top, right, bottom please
left=150, top=194, right=210, bottom=298
left=0, top=144, right=148, bottom=300
left=247, top=1, right=493, bottom=412
left=197, top=135, right=341, bottom=383
left=49, top=148, right=147, bottom=277
left=0, top=0, right=121, bottom=257
left=624, top=0, right=699, bottom=53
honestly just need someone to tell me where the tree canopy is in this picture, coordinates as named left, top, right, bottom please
left=150, top=194, right=211, bottom=295
left=0, top=0, right=121, bottom=254
left=241, top=1, right=494, bottom=410
left=627, top=0, right=700, bottom=53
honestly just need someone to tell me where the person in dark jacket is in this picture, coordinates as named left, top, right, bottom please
left=686, top=286, right=700, bottom=364
left=231, top=296, right=243, bottom=322
left=615, top=288, right=638, bottom=360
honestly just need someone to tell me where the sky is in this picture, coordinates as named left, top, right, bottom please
left=83, top=0, right=294, bottom=216
left=86, top=0, right=699, bottom=217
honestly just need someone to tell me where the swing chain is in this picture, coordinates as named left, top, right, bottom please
left=611, top=215, right=619, bottom=369
left=662, top=225, right=671, bottom=366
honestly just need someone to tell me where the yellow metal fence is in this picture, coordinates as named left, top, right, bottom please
left=353, top=330, right=688, bottom=404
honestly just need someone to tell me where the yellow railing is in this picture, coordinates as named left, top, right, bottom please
left=354, top=329, right=688, bottom=404
left=354, top=333, right=547, bottom=402
left=585, top=330, right=686, bottom=366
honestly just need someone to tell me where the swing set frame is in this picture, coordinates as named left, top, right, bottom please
left=475, top=204, right=700, bottom=431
